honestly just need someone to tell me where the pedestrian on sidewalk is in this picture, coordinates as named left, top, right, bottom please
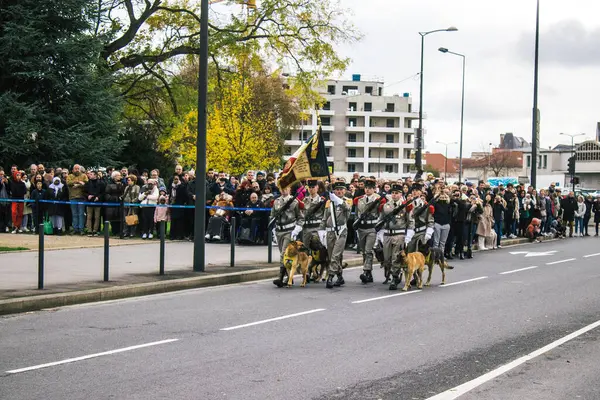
left=138, top=178, right=158, bottom=239
left=593, top=196, right=600, bottom=237
left=67, top=164, right=88, bottom=235
left=84, top=170, right=105, bottom=236
left=583, top=195, right=593, bottom=237
left=123, top=174, right=141, bottom=238
left=574, top=195, right=585, bottom=237
left=47, top=177, right=67, bottom=235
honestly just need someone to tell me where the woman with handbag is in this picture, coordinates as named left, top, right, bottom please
left=122, top=174, right=140, bottom=238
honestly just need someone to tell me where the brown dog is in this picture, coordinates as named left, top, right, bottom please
left=282, top=241, right=312, bottom=287
left=397, top=250, right=426, bottom=291
left=425, top=247, right=452, bottom=286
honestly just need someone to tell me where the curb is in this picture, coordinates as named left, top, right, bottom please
left=0, top=258, right=365, bottom=316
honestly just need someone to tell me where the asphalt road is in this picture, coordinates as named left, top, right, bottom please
left=1, top=237, right=600, bottom=400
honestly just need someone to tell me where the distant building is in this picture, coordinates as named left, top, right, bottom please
left=499, top=133, right=529, bottom=150
left=424, top=152, right=458, bottom=178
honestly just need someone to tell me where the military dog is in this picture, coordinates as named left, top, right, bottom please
left=282, top=241, right=312, bottom=287
left=424, top=247, right=453, bottom=286
left=396, top=250, right=426, bottom=291
left=307, top=235, right=329, bottom=282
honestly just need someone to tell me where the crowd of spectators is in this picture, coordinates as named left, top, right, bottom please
left=1, top=164, right=600, bottom=252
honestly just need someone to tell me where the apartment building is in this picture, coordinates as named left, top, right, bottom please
left=283, top=76, right=422, bottom=179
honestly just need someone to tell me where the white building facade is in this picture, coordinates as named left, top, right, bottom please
left=283, top=77, right=421, bottom=179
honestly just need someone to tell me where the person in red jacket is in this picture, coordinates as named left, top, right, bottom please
left=9, top=171, right=27, bottom=233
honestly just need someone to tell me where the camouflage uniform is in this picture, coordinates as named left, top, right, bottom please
left=356, top=193, right=382, bottom=282
left=302, top=193, right=325, bottom=246
left=408, top=199, right=434, bottom=253
left=320, top=196, right=352, bottom=285
left=271, top=195, right=303, bottom=286
left=380, top=199, right=415, bottom=289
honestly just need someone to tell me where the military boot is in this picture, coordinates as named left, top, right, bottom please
left=466, top=248, right=473, bottom=259
left=359, top=270, right=373, bottom=284
left=382, top=265, right=391, bottom=284
left=273, top=267, right=286, bottom=288
left=325, top=274, right=334, bottom=289
left=333, top=274, right=345, bottom=287
left=389, top=274, right=402, bottom=291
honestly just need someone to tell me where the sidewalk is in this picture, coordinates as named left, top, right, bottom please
left=0, top=232, right=146, bottom=251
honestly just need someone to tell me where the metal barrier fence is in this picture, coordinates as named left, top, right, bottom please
left=0, top=198, right=277, bottom=289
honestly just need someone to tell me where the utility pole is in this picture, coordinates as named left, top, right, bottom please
left=531, top=0, right=540, bottom=189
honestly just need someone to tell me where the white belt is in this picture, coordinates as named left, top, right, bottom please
left=327, top=225, right=347, bottom=233
left=305, top=220, right=321, bottom=225
left=277, top=223, right=296, bottom=231
left=415, top=226, right=426, bottom=233
left=384, top=229, right=405, bottom=235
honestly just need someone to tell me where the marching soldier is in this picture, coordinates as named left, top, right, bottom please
left=271, top=185, right=304, bottom=287
left=319, top=180, right=352, bottom=289
left=302, top=180, right=326, bottom=246
left=355, top=178, right=385, bottom=284
left=380, top=184, right=415, bottom=290
left=407, top=187, right=435, bottom=253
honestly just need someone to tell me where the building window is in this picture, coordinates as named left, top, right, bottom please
left=365, top=86, right=373, bottom=95
left=322, top=101, right=331, bottom=110
left=368, top=149, right=373, bottom=158
left=386, top=134, right=394, bottom=143
left=364, top=102, right=372, bottom=112
left=322, top=132, right=330, bottom=142
left=386, top=150, right=394, bottom=159
left=349, top=102, right=357, bottom=111
left=348, top=117, right=357, bottom=127
left=327, top=85, right=335, bottom=95
left=378, top=87, right=383, bottom=96
left=526, top=155, right=531, bottom=168
left=348, top=133, right=356, bottom=142
left=386, top=118, right=394, bottom=128
left=348, top=148, right=356, bottom=157
left=543, top=155, right=547, bottom=169
left=385, top=164, right=394, bottom=173
left=301, top=131, right=309, bottom=141
left=283, top=147, right=292, bottom=156
left=342, top=85, right=358, bottom=92
left=325, top=148, right=330, bottom=157
left=321, top=116, right=331, bottom=126
left=408, top=104, right=412, bottom=112
left=348, top=163, right=356, bottom=173
left=284, top=132, right=292, bottom=140
left=386, top=103, right=395, bottom=112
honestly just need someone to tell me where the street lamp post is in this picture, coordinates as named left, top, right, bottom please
left=560, top=132, right=585, bottom=192
left=436, top=141, right=457, bottom=181
left=416, top=26, right=458, bottom=177
left=193, top=0, right=209, bottom=272
left=438, top=47, right=466, bottom=183
left=531, top=0, right=540, bottom=189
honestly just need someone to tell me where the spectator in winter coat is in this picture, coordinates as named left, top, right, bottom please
left=47, top=177, right=68, bottom=234
left=104, top=171, right=125, bottom=236
left=138, top=178, right=159, bottom=239
left=560, top=192, right=577, bottom=237
left=84, top=170, right=105, bottom=236
left=30, top=180, right=48, bottom=233
left=0, top=168, right=10, bottom=232
left=154, top=195, right=170, bottom=224
left=122, top=175, right=141, bottom=238
left=492, top=195, right=507, bottom=248
left=583, top=195, right=593, bottom=237
left=66, top=164, right=88, bottom=235
left=593, top=196, right=600, bottom=237
left=9, top=171, right=27, bottom=233
left=574, top=195, right=586, bottom=237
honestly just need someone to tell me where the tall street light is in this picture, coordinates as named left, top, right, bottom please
left=436, top=140, right=457, bottom=181
left=416, top=26, right=458, bottom=177
left=193, top=0, right=209, bottom=272
left=438, top=47, right=466, bottom=183
left=531, top=0, right=540, bottom=189
left=560, top=132, right=585, bottom=192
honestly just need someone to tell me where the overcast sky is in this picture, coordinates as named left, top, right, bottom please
left=333, top=0, right=600, bottom=158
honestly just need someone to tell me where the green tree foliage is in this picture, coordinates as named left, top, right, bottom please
left=0, top=0, right=125, bottom=167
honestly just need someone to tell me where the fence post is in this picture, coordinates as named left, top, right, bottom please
left=230, top=217, right=236, bottom=267
left=159, top=221, right=165, bottom=275
left=38, top=223, right=44, bottom=289
left=119, top=198, right=125, bottom=239
left=104, top=221, right=110, bottom=281
left=35, top=197, right=41, bottom=228
left=267, top=228, right=273, bottom=264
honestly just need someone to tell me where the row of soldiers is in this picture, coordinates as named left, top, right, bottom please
left=269, top=177, right=434, bottom=290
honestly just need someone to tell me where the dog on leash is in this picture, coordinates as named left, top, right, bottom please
left=396, top=250, right=426, bottom=291
left=424, top=247, right=452, bottom=286
left=308, top=238, right=329, bottom=282
left=282, top=241, right=312, bottom=287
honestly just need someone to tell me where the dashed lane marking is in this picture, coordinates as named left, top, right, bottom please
left=499, top=266, right=538, bottom=275
left=440, top=276, right=488, bottom=287
left=351, top=290, right=422, bottom=304
left=583, top=253, right=600, bottom=258
left=546, top=258, right=576, bottom=265
left=220, top=309, right=326, bottom=331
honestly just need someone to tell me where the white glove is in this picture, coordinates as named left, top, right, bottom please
left=318, top=230, right=327, bottom=247
left=291, top=225, right=302, bottom=240
left=329, top=192, right=343, bottom=206
left=376, top=229, right=384, bottom=245
left=405, top=229, right=415, bottom=244
left=424, top=227, right=434, bottom=241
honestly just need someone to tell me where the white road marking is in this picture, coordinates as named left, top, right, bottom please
left=220, top=309, right=325, bottom=331
left=424, top=319, right=600, bottom=400
left=440, top=276, right=488, bottom=287
left=6, top=339, right=179, bottom=374
left=546, top=258, right=576, bottom=265
left=499, top=266, right=538, bottom=275
left=583, top=253, right=600, bottom=258
left=509, top=251, right=557, bottom=258
left=351, top=290, right=422, bottom=304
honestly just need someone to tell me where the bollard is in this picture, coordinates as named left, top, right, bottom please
left=267, top=228, right=273, bottom=264
left=119, top=199, right=125, bottom=239
left=103, top=221, right=110, bottom=281
left=159, top=221, right=165, bottom=275
left=230, top=217, right=236, bottom=267
left=38, top=223, right=44, bottom=289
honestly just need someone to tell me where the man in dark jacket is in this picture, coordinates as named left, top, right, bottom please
left=84, top=170, right=105, bottom=236
left=560, top=192, right=577, bottom=237
left=0, top=168, right=11, bottom=232
left=449, top=191, right=469, bottom=259
left=503, top=183, right=516, bottom=238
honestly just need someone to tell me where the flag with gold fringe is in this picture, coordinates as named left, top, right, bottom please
left=278, top=124, right=329, bottom=191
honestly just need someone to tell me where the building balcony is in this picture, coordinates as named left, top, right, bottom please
left=366, top=142, right=400, bottom=149
left=345, top=110, right=369, bottom=117
left=367, top=157, right=403, bottom=164
left=346, top=125, right=366, bottom=132
left=368, top=126, right=401, bottom=133
left=346, top=141, right=365, bottom=147
left=284, top=139, right=303, bottom=146
left=345, top=157, right=366, bottom=163
left=317, top=109, right=335, bottom=116
left=321, top=125, right=334, bottom=132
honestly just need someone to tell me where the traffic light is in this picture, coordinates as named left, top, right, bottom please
left=567, top=156, right=575, bottom=175
left=573, top=177, right=580, bottom=185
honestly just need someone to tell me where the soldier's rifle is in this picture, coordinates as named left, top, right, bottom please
left=303, top=196, right=326, bottom=222
left=374, top=198, right=415, bottom=232
left=352, top=197, right=383, bottom=229
left=268, top=194, right=298, bottom=230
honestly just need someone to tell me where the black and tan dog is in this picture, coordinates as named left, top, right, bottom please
left=396, top=249, right=426, bottom=291
left=282, top=241, right=312, bottom=287
left=306, top=236, right=329, bottom=282
left=423, top=245, right=453, bottom=286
